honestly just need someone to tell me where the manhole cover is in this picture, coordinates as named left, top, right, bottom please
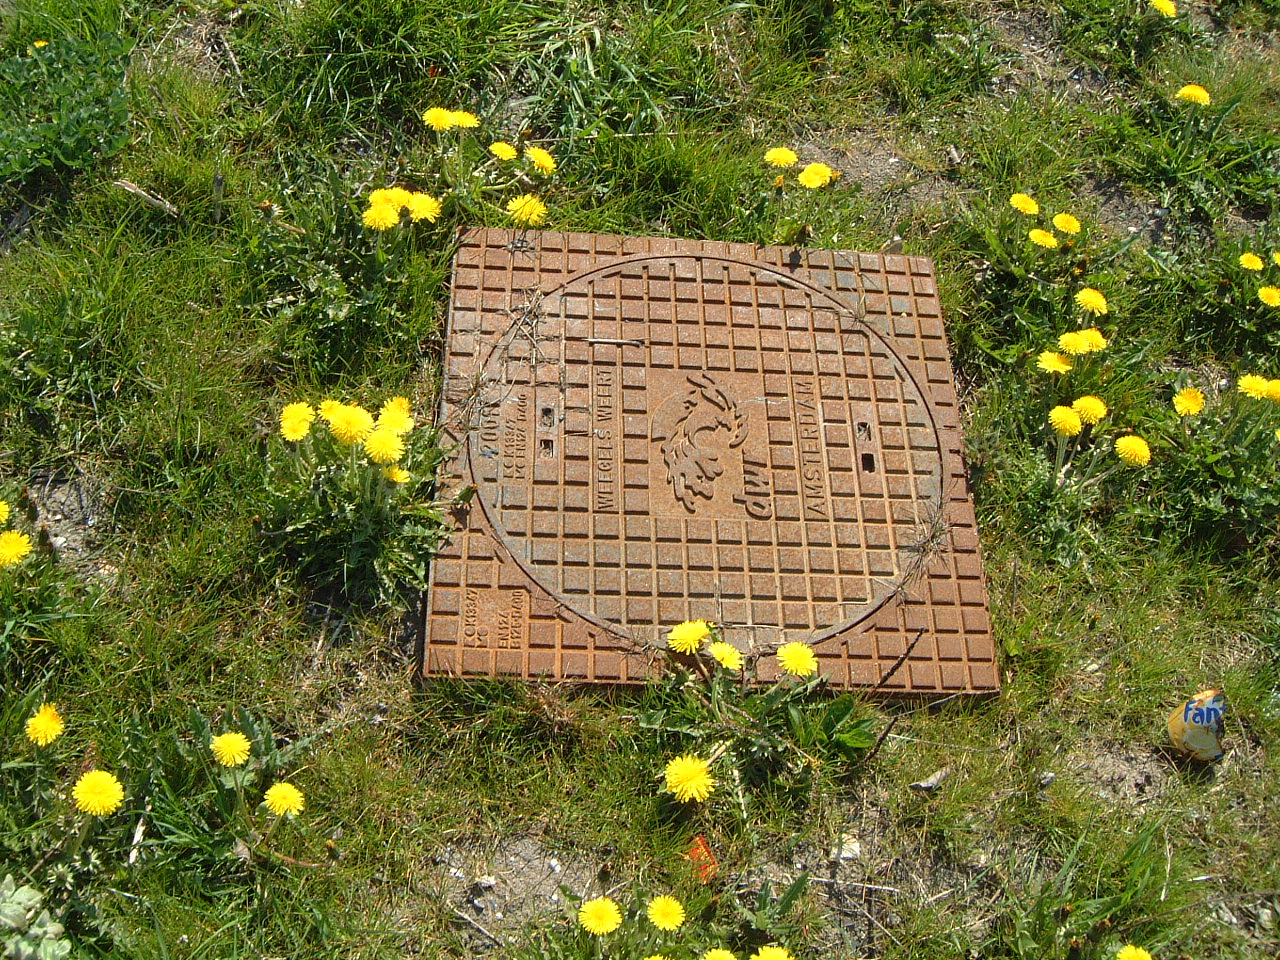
left=423, top=230, right=997, bottom=695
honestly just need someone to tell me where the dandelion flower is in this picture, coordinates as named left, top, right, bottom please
left=1028, top=228, right=1059, bottom=248
left=1239, top=374, right=1270, bottom=399
left=667, top=619, right=712, bottom=654
left=1037, top=351, right=1072, bottom=374
left=1173, top=387, right=1205, bottom=416
left=797, top=162, right=835, bottom=189
left=1072, top=395, right=1108, bottom=425
left=1048, top=406, right=1083, bottom=437
left=1057, top=331, right=1090, bottom=356
left=507, top=194, right=548, bottom=226
left=364, top=428, right=406, bottom=465
left=1075, top=287, right=1108, bottom=315
left=1079, top=328, right=1109, bottom=352
left=489, top=141, right=518, bottom=161
left=318, top=399, right=342, bottom=422
left=0, top=530, right=33, bottom=567
left=33, top=40, right=49, bottom=48
left=448, top=110, right=480, bottom=128
left=1149, top=0, right=1176, bottom=16
left=211, top=731, right=251, bottom=767
left=73, top=770, right=124, bottom=816
left=1258, top=286, right=1280, bottom=307
left=1053, top=212, right=1082, bottom=234
left=665, top=754, right=716, bottom=803
left=1115, top=435, right=1152, bottom=466
left=263, top=781, right=305, bottom=817
left=328, top=404, right=375, bottom=444
left=703, top=950, right=738, bottom=960
left=708, top=641, right=743, bottom=671
left=1009, top=193, right=1039, bottom=215
left=578, top=897, right=622, bottom=935
left=1273, top=252, right=1280, bottom=268
left=376, top=396, right=415, bottom=435
left=765, top=147, right=799, bottom=168
left=777, top=641, right=818, bottom=677
left=646, top=895, right=686, bottom=931
left=368, top=187, right=411, bottom=209
left=280, top=402, right=315, bottom=442
left=1117, top=947, right=1152, bottom=960
left=1239, top=252, right=1263, bottom=271
left=1176, top=84, right=1211, bottom=105
left=26, top=704, right=65, bottom=747
left=1268, top=380, right=1280, bottom=402
left=525, top=146, right=557, bottom=174
left=363, top=203, right=401, bottom=231
left=384, top=465, right=411, bottom=483
left=406, top=193, right=442, bottom=223
left=751, top=948, right=795, bottom=960
left=422, top=107, right=454, bottom=130
left=0, top=499, right=8, bottom=524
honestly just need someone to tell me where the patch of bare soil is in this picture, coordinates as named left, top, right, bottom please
left=433, top=834, right=600, bottom=947
left=23, top=473, right=119, bottom=581
left=987, top=8, right=1112, bottom=98
left=1072, top=741, right=1171, bottom=805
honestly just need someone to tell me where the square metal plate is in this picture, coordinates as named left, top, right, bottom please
left=421, top=229, right=998, bottom=696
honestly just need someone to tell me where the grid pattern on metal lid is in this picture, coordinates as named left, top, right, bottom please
left=424, top=230, right=998, bottom=695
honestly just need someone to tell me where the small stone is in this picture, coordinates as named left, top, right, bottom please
left=476, top=875, right=497, bottom=889
left=830, top=833, right=862, bottom=860
left=1038, top=772, right=1057, bottom=788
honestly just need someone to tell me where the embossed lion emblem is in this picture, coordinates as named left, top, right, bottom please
left=651, top=373, right=747, bottom=511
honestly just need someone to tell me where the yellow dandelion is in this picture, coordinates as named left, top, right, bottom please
left=318, top=399, right=342, bottom=422
left=1048, top=405, right=1083, bottom=437
left=363, top=203, right=401, bottom=231
left=376, top=396, right=415, bottom=435
left=1079, top=328, right=1109, bottom=352
left=211, top=731, right=252, bottom=767
left=280, top=402, right=315, bottom=442
left=1273, top=252, right=1280, bottom=268
left=1176, top=84, right=1211, bottom=105
left=384, top=465, right=411, bottom=483
left=665, top=754, right=715, bottom=803
left=0, top=499, right=8, bottom=524
left=0, top=530, right=33, bottom=567
left=1037, top=351, right=1073, bottom=374
left=1009, top=193, right=1039, bottom=215
left=751, top=948, right=795, bottom=960
left=1072, top=395, right=1108, bottom=425
left=1028, top=228, right=1059, bottom=248
left=33, top=40, right=49, bottom=48
left=1258, top=286, right=1280, bottom=307
left=525, top=146, right=557, bottom=174
left=1057, top=331, right=1090, bottom=356
left=1053, top=212, right=1082, bottom=234
left=703, top=950, right=738, bottom=960
left=26, top=704, right=65, bottom=747
left=1239, top=252, right=1264, bottom=271
left=1173, top=387, right=1205, bottom=416
left=507, top=194, right=548, bottom=226
left=364, top=428, right=406, bottom=465
left=1117, top=946, right=1153, bottom=960
left=1074, top=287, right=1108, bottom=315
left=448, top=110, right=480, bottom=128
left=328, top=404, right=375, bottom=444
left=1268, top=380, right=1280, bottom=402
left=489, top=141, right=518, bottom=161
left=263, top=781, right=305, bottom=817
left=406, top=193, right=442, bottom=223
left=797, top=162, right=835, bottom=189
left=1115, top=435, right=1152, bottom=466
left=765, top=147, right=799, bottom=168
left=73, top=770, right=125, bottom=816
left=422, top=107, right=454, bottom=130
left=578, top=897, right=622, bottom=935
left=1239, top=374, right=1270, bottom=399
left=646, top=895, right=686, bottom=931
left=368, top=187, right=411, bottom=209
left=667, top=619, right=712, bottom=655
left=777, top=641, right=818, bottom=677
left=708, top=641, right=743, bottom=671
left=1149, top=0, right=1176, bottom=16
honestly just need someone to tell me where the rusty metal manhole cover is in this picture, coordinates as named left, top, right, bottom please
left=422, top=230, right=997, bottom=695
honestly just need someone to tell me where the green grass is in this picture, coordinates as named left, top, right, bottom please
left=2, top=0, right=1280, bottom=957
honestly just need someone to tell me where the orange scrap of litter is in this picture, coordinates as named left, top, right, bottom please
left=685, top=835, right=719, bottom=883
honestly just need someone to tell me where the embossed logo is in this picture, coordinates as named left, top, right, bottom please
left=650, top=373, right=747, bottom=512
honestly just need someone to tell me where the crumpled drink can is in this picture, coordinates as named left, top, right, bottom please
left=1167, top=689, right=1226, bottom=762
